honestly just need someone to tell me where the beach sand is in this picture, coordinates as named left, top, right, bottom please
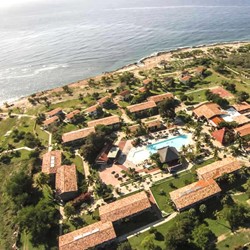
left=1, top=41, right=249, bottom=111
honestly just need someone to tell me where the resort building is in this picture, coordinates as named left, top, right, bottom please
left=95, top=144, right=120, bottom=165
left=97, top=96, right=110, bottom=106
left=235, top=123, right=250, bottom=137
left=232, top=102, right=250, bottom=114
left=179, top=74, right=192, bottom=84
left=138, top=86, right=147, bottom=93
left=170, top=179, right=221, bottom=211
left=87, top=115, right=121, bottom=129
left=58, top=221, right=116, bottom=250
left=117, top=90, right=131, bottom=101
left=143, top=79, right=152, bottom=86
left=147, top=93, right=174, bottom=104
left=127, top=101, right=157, bottom=118
left=99, top=191, right=152, bottom=223
left=195, top=66, right=206, bottom=76
left=62, top=127, right=95, bottom=145
left=42, top=150, right=62, bottom=175
left=65, top=110, right=80, bottom=123
left=193, top=102, right=226, bottom=125
left=142, top=116, right=163, bottom=131
left=128, top=124, right=140, bottom=134
left=157, top=146, right=181, bottom=173
left=233, top=114, right=250, bottom=127
left=56, top=165, right=78, bottom=201
left=211, top=128, right=229, bottom=145
left=43, top=116, right=59, bottom=129
left=84, top=105, right=99, bottom=117
left=196, top=157, right=243, bottom=180
left=46, top=108, right=63, bottom=118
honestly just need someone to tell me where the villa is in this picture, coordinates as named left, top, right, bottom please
left=97, top=96, right=110, bottom=106
left=43, top=116, right=59, bottom=129
left=196, top=157, right=243, bottom=180
left=147, top=93, right=174, bottom=104
left=87, top=115, right=121, bottom=129
left=65, top=110, right=81, bottom=123
left=117, top=89, right=131, bottom=101
left=42, top=150, right=62, bottom=175
left=142, top=116, right=163, bottom=131
left=232, top=102, right=250, bottom=114
left=193, top=102, right=226, bottom=126
left=157, top=146, right=181, bottom=173
left=235, top=123, right=250, bottom=137
left=46, top=107, right=63, bottom=118
left=58, top=221, right=116, bottom=250
left=84, top=105, right=99, bottom=117
left=127, top=101, right=157, bottom=118
left=211, top=128, right=229, bottom=145
left=195, top=66, right=206, bottom=76
left=99, top=191, right=152, bottom=223
left=62, top=127, right=95, bottom=145
left=170, top=179, right=221, bottom=211
left=56, top=165, right=78, bottom=201
left=180, top=74, right=192, bottom=84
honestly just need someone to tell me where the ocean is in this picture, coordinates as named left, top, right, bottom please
left=0, top=0, right=249, bottom=104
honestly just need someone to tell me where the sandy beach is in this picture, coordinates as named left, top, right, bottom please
left=1, top=41, right=249, bottom=111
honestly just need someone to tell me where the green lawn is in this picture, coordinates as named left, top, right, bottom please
left=20, top=232, right=45, bottom=250
left=205, top=217, right=231, bottom=237
left=50, top=99, right=83, bottom=111
left=217, top=231, right=250, bottom=250
left=186, top=89, right=208, bottom=103
left=191, top=157, right=216, bottom=173
left=232, top=193, right=249, bottom=205
left=0, top=117, right=18, bottom=138
left=150, top=171, right=197, bottom=213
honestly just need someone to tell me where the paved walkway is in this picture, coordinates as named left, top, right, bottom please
left=44, top=130, right=52, bottom=152
left=0, top=146, right=34, bottom=155
left=0, top=112, right=36, bottom=118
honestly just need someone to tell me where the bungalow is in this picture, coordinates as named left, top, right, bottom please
left=62, top=127, right=95, bottom=145
left=117, top=90, right=131, bottom=101
left=193, top=102, right=226, bottom=125
left=170, top=179, right=221, bottom=211
left=195, top=66, right=206, bottom=76
left=46, top=108, right=63, bottom=118
left=65, top=110, right=81, bottom=123
left=157, top=146, right=181, bottom=173
left=235, top=123, right=250, bottom=137
left=87, top=115, right=121, bottom=129
left=127, top=101, right=157, bottom=118
left=212, top=128, right=227, bottom=145
left=179, top=73, right=192, bottom=84
left=58, top=221, right=116, bottom=250
left=42, top=150, right=62, bottom=175
left=196, top=157, right=243, bottom=180
left=147, top=93, right=174, bottom=104
left=43, top=116, right=59, bottom=129
left=99, top=191, right=152, bottom=223
left=143, top=79, right=152, bottom=86
left=97, top=96, right=110, bottom=107
left=142, top=116, right=163, bottom=131
left=232, top=102, right=250, bottom=114
left=84, top=105, right=99, bottom=117
left=56, top=165, right=78, bottom=201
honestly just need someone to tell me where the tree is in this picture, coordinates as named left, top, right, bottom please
left=141, top=235, right=156, bottom=250
left=64, top=203, right=76, bottom=219
left=35, top=172, right=49, bottom=189
left=199, top=204, right=207, bottom=214
left=158, top=98, right=179, bottom=119
left=117, top=241, right=132, bottom=250
left=192, top=224, right=215, bottom=250
left=236, top=91, right=249, bottom=103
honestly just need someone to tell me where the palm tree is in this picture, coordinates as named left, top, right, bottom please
left=199, top=204, right=207, bottom=214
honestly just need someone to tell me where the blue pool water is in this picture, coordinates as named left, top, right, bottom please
left=147, top=134, right=190, bottom=153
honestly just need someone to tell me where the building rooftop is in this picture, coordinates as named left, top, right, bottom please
left=233, top=114, right=250, bottom=126
left=42, top=150, right=62, bottom=174
left=98, top=96, right=110, bottom=105
left=128, top=124, right=140, bottom=133
left=143, top=79, right=152, bottom=85
left=158, top=146, right=179, bottom=164
left=118, top=90, right=131, bottom=96
left=99, top=191, right=151, bottom=222
left=232, top=102, right=250, bottom=113
left=212, top=128, right=226, bottom=145
left=127, top=101, right=157, bottom=113
left=65, top=110, right=80, bottom=120
left=59, top=221, right=116, bottom=250
left=170, top=179, right=221, bottom=211
left=56, top=165, right=78, bottom=195
left=46, top=108, right=62, bottom=117
left=193, top=102, right=226, bottom=120
left=143, top=117, right=162, bottom=128
left=196, top=66, right=206, bottom=73
left=138, top=87, right=147, bottom=93
left=235, top=123, right=250, bottom=137
left=87, top=115, right=120, bottom=128
left=84, top=104, right=98, bottom=113
left=62, top=127, right=95, bottom=143
left=196, top=157, right=243, bottom=180
left=43, top=116, right=59, bottom=126
left=147, top=93, right=174, bottom=103
left=180, top=75, right=192, bottom=82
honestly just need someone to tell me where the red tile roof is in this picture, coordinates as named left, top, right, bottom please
left=98, top=96, right=109, bottom=105
left=233, top=115, right=250, bottom=126
left=235, top=123, right=250, bottom=137
left=118, top=90, right=131, bottom=97
left=42, top=150, right=62, bottom=174
left=196, top=66, right=206, bottom=73
left=232, top=102, right=250, bottom=113
left=211, top=116, right=224, bottom=126
left=87, top=115, right=120, bottom=128
left=170, top=179, right=221, bottom=211
left=56, top=165, right=78, bottom=195
left=197, top=157, right=243, bottom=180
left=99, top=191, right=151, bottom=222
left=85, top=104, right=98, bottom=113
left=46, top=108, right=62, bottom=117
left=147, top=93, right=174, bottom=103
left=62, top=127, right=95, bottom=143
left=59, top=221, right=116, bottom=250
left=212, top=128, right=226, bottom=144
left=143, top=79, right=152, bottom=85
left=65, top=110, right=80, bottom=120
left=43, top=116, right=59, bottom=126
left=127, top=101, right=157, bottom=113
left=138, top=87, right=147, bottom=93
left=210, top=87, right=234, bottom=99
left=180, top=75, right=192, bottom=82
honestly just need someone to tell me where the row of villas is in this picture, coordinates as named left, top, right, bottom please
left=170, top=157, right=243, bottom=211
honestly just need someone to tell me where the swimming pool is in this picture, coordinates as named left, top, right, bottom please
left=147, top=134, right=190, bottom=153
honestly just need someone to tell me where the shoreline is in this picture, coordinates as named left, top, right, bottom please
left=1, top=40, right=249, bottom=110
